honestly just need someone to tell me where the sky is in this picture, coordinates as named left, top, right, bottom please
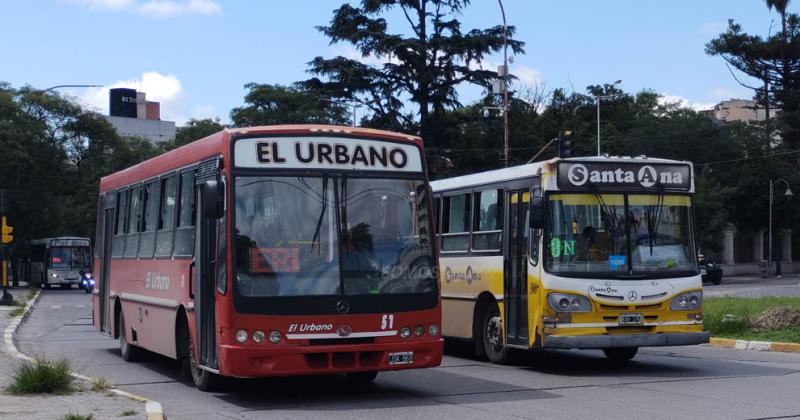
left=0, top=0, right=781, bottom=125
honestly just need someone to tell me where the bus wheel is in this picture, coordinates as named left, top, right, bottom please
left=482, top=303, right=509, bottom=364
left=188, top=334, right=222, bottom=392
left=603, top=347, right=638, bottom=362
left=118, top=312, right=141, bottom=362
left=346, top=371, right=378, bottom=384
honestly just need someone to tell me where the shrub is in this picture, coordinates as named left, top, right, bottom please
left=7, top=358, right=74, bottom=395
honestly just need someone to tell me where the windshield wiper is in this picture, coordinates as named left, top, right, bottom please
left=591, top=186, right=620, bottom=254
left=310, top=174, right=329, bottom=254
left=644, top=186, right=665, bottom=256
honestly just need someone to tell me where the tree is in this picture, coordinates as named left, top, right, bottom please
left=303, top=0, right=524, bottom=145
left=230, top=83, right=350, bottom=127
left=162, top=118, right=225, bottom=151
left=706, top=1, right=800, bottom=146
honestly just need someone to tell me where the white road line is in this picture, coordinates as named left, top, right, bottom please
left=51, top=305, right=61, bottom=309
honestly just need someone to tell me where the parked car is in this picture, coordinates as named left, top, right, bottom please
left=698, top=254, right=723, bottom=285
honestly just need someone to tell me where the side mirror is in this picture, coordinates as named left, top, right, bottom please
left=202, top=179, right=224, bottom=219
left=529, top=196, right=544, bottom=229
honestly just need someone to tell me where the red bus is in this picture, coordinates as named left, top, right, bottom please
left=92, top=125, right=443, bottom=390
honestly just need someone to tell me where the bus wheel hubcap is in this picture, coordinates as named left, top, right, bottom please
left=487, top=316, right=502, bottom=349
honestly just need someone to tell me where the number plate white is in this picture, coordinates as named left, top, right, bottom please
left=388, top=351, right=413, bottom=365
left=619, top=313, right=644, bottom=326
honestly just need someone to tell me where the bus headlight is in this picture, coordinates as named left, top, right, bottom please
left=670, top=291, right=703, bottom=310
left=252, top=330, right=265, bottom=343
left=269, top=331, right=282, bottom=344
left=547, top=293, right=592, bottom=312
left=50, top=273, right=58, bottom=278
left=400, top=327, right=412, bottom=338
left=414, top=325, right=425, bottom=337
left=235, top=329, right=248, bottom=343
left=428, top=324, right=439, bottom=336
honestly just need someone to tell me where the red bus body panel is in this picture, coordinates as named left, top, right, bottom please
left=93, top=125, right=442, bottom=378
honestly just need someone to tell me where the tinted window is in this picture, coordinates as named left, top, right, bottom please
left=155, top=175, right=178, bottom=257
left=441, top=194, right=470, bottom=252
left=124, top=186, right=142, bottom=257
left=112, top=190, right=128, bottom=258
left=138, top=180, right=160, bottom=258
left=472, top=189, right=502, bottom=251
left=174, top=170, right=196, bottom=257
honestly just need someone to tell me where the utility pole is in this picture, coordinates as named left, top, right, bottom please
left=498, top=0, right=509, bottom=167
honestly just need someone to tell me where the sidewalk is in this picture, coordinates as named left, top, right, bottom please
left=0, top=287, right=145, bottom=419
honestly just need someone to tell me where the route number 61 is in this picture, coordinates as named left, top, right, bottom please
left=381, top=314, right=395, bottom=330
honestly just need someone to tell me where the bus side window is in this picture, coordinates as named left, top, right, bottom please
left=124, top=185, right=142, bottom=258
left=216, top=176, right=227, bottom=294
left=112, top=190, right=128, bottom=258
left=138, top=180, right=160, bottom=259
left=174, top=170, right=196, bottom=257
left=472, top=189, right=502, bottom=252
left=155, top=175, right=178, bottom=258
left=441, top=193, right=470, bottom=252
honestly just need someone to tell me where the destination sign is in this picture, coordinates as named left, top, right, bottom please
left=557, top=161, right=692, bottom=191
left=234, top=137, right=423, bottom=173
left=51, top=239, right=90, bottom=247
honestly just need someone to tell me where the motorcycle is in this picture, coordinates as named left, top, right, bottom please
left=80, top=271, right=95, bottom=294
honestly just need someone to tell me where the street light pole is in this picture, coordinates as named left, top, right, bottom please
left=321, top=97, right=361, bottom=127
left=768, top=178, right=793, bottom=277
left=42, top=84, right=103, bottom=93
left=498, top=0, right=509, bottom=167
left=591, top=92, right=625, bottom=156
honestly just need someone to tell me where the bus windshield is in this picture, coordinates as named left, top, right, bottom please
left=545, top=193, right=695, bottom=276
left=234, top=176, right=436, bottom=297
left=50, top=246, right=92, bottom=270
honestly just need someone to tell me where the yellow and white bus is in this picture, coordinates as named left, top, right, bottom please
left=431, top=156, right=708, bottom=363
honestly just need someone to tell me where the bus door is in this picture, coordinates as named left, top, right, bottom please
left=99, top=194, right=116, bottom=333
left=504, top=190, right=529, bottom=346
left=192, top=160, right=221, bottom=370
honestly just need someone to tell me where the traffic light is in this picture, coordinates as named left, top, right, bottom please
left=559, top=130, right=574, bottom=158
left=2, top=216, right=12, bottom=244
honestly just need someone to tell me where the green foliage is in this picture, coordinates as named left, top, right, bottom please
left=0, top=84, right=159, bottom=265
left=706, top=3, right=800, bottom=147
left=705, top=297, right=800, bottom=343
left=303, top=0, right=524, bottom=143
left=161, top=118, right=225, bottom=151
left=91, top=376, right=111, bottom=392
left=7, top=358, right=75, bottom=394
left=230, top=83, right=350, bottom=128
left=61, top=414, right=94, bottom=420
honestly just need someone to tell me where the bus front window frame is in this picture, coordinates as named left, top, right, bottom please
left=542, top=191, right=697, bottom=279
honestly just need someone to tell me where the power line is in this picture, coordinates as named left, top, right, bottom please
left=695, top=148, right=800, bottom=166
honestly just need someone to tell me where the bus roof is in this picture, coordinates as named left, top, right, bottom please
left=99, top=125, right=422, bottom=192
left=30, top=237, right=91, bottom=245
left=430, top=156, right=692, bottom=193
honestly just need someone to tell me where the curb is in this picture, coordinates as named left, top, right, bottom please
left=3, top=290, right=165, bottom=420
left=708, top=337, right=800, bottom=353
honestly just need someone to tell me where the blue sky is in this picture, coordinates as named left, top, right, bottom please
left=0, top=0, right=779, bottom=125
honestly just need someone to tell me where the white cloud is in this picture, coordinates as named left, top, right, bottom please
left=63, top=0, right=221, bottom=17
left=80, top=71, right=197, bottom=124
left=658, top=93, right=715, bottom=111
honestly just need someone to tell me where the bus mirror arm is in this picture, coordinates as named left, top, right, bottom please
left=529, top=196, right=544, bottom=229
left=202, top=180, right=223, bottom=219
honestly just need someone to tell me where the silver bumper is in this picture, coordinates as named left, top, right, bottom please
left=544, top=332, right=710, bottom=349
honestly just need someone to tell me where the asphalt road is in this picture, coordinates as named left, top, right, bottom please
left=16, top=289, right=800, bottom=420
left=704, top=274, right=800, bottom=298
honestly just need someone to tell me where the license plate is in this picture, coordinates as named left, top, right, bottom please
left=700, top=269, right=707, bottom=275
left=388, top=351, right=413, bottom=365
left=619, top=313, right=644, bottom=326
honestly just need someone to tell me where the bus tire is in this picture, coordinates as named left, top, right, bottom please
left=346, top=371, right=378, bottom=384
left=118, top=311, right=141, bottom=362
left=603, top=347, right=638, bottom=362
left=481, top=302, right=509, bottom=364
left=188, top=332, right=222, bottom=392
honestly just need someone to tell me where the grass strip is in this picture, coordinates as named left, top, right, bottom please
left=704, top=296, right=800, bottom=343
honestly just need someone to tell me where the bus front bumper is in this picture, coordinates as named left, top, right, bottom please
left=543, top=332, right=710, bottom=349
left=218, top=338, right=444, bottom=378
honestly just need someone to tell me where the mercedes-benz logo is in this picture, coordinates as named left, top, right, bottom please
left=627, top=290, right=638, bottom=301
left=336, top=300, right=350, bottom=314
left=337, top=325, right=352, bottom=337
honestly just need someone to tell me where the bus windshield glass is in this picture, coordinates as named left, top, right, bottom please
left=545, top=193, right=695, bottom=276
left=234, top=176, right=436, bottom=297
left=50, top=247, right=92, bottom=270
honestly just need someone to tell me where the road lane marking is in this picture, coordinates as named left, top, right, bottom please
left=51, top=305, right=61, bottom=309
